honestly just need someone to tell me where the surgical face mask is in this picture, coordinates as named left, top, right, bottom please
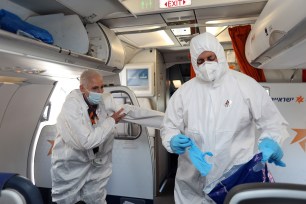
left=197, top=61, right=220, bottom=82
left=87, top=91, right=102, bottom=105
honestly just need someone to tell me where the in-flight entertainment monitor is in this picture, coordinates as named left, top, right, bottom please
left=120, top=63, right=154, bottom=97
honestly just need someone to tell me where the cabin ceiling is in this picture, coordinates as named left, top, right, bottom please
left=9, top=0, right=267, bottom=52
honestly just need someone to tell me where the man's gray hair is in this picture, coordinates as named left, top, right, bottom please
left=80, top=69, right=103, bottom=87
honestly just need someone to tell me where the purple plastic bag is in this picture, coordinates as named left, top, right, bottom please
left=207, top=153, right=272, bottom=204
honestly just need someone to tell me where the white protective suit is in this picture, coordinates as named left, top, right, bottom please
left=161, top=33, right=289, bottom=204
left=51, top=89, right=164, bottom=204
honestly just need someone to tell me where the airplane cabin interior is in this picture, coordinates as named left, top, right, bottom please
left=0, top=0, right=306, bottom=203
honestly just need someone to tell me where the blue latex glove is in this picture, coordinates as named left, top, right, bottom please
left=170, top=134, right=192, bottom=154
left=188, top=140, right=213, bottom=176
left=258, top=138, right=286, bottom=167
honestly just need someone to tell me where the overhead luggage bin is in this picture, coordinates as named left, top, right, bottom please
left=86, top=23, right=125, bottom=70
left=0, top=27, right=123, bottom=77
left=55, top=0, right=128, bottom=23
left=0, top=9, right=126, bottom=78
left=245, top=0, right=306, bottom=69
left=26, top=14, right=90, bottom=55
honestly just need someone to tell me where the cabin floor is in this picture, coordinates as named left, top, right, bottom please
left=154, top=177, right=175, bottom=204
left=41, top=179, right=175, bottom=204
left=39, top=171, right=176, bottom=204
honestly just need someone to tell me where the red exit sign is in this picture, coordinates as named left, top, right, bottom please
left=160, top=0, right=191, bottom=8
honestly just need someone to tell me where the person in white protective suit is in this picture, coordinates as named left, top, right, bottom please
left=160, top=32, right=290, bottom=204
left=51, top=70, right=164, bottom=204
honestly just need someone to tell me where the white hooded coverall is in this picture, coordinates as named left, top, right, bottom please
left=161, top=33, right=289, bottom=204
left=51, top=90, right=164, bottom=204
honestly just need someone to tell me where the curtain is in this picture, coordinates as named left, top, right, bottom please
left=190, top=63, right=196, bottom=79
left=228, top=25, right=266, bottom=82
left=189, top=52, right=196, bottom=79
left=303, top=70, right=306, bottom=82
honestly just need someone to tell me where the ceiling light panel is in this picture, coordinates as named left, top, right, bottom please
left=119, top=0, right=267, bottom=15
left=216, top=27, right=232, bottom=43
left=206, top=26, right=227, bottom=36
left=206, top=17, right=257, bottom=25
left=161, top=10, right=195, bottom=23
left=101, top=14, right=165, bottom=29
left=195, top=2, right=267, bottom=20
left=120, top=30, right=174, bottom=48
left=171, top=27, right=191, bottom=36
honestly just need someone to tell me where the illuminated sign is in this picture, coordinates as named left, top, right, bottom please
left=160, top=0, right=191, bottom=8
left=141, top=0, right=153, bottom=9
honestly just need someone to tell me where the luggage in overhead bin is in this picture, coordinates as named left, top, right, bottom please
left=27, top=14, right=89, bottom=54
left=0, top=9, right=53, bottom=44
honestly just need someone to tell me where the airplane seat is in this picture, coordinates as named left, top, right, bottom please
left=112, top=94, right=145, bottom=140
left=136, top=98, right=155, bottom=147
left=0, top=173, right=43, bottom=204
left=224, top=182, right=306, bottom=204
left=33, top=125, right=55, bottom=189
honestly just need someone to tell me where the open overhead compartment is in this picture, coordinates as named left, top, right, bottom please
left=0, top=28, right=118, bottom=72
left=54, top=0, right=129, bottom=23
left=245, top=0, right=306, bottom=69
left=0, top=20, right=126, bottom=79
left=26, top=13, right=90, bottom=55
left=86, top=23, right=125, bottom=70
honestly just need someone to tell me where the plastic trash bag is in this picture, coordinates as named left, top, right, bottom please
left=0, top=9, right=53, bottom=44
left=207, top=153, right=272, bottom=204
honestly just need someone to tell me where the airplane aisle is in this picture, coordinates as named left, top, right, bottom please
left=153, top=178, right=175, bottom=204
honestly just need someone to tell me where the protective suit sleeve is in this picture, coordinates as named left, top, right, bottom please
left=101, top=93, right=164, bottom=129
left=235, top=74, right=289, bottom=144
left=255, top=85, right=289, bottom=144
left=120, top=104, right=164, bottom=129
left=160, top=89, right=185, bottom=153
left=57, top=97, right=116, bottom=150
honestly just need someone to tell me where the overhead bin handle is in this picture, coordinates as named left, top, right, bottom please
left=41, top=102, right=51, bottom=122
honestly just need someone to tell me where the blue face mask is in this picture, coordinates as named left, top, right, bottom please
left=87, top=91, right=102, bottom=105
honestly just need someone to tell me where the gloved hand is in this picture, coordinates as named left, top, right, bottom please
left=189, top=140, right=213, bottom=176
left=258, top=138, right=286, bottom=167
left=170, top=134, right=192, bottom=154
